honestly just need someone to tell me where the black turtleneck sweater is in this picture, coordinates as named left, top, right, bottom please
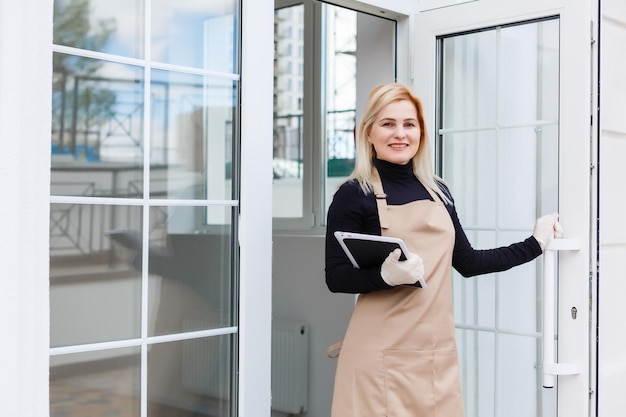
left=325, top=159, right=542, bottom=294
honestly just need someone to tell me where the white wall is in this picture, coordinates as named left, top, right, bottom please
left=0, top=0, right=52, bottom=415
left=598, top=0, right=626, bottom=414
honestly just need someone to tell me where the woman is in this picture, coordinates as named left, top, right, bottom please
left=325, top=83, right=561, bottom=416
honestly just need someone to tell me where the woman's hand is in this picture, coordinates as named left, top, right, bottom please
left=532, top=212, right=564, bottom=251
left=381, top=249, right=424, bottom=286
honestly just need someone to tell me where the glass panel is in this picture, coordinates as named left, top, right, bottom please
left=148, top=206, right=233, bottom=336
left=442, top=131, right=497, bottom=228
left=453, top=230, right=496, bottom=328
left=53, top=0, right=144, bottom=58
left=273, top=4, right=304, bottom=218
left=50, top=348, right=141, bottom=417
left=51, top=54, right=144, bottom=197
left=498, top=335, right=555, bottom=415
left=439, top=18, right=559, bottom=417
left=148, top=336, right=233, bottom=416
left=150, top=71, right=236, bottom=200
left=51, top=0, right=241, bottom=415
left=442, top=30, right=497, bottom=130
left=324, top=5, right=357, bottom=216
left=497, top=125, right=559, bottom=227
left=456, top=330, right=495, bottom=417
left=50, top=204, right=142, bottom=347
left=151, top=0, right=238, bottom=72
left=322, top=5, right=396, bottom=221
left=498, top=22, right=560, bottom=126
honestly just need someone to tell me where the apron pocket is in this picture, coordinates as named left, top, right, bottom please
left=383, top=349, right=464, bottom=417
left=383, top=349, right=436, bottom=417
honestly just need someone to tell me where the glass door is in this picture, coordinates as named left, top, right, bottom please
left=438, top=18, right=559, bottom=417
left=49, top=1, right=242, bottom=416
left=414, top=1, right=593, bottom=416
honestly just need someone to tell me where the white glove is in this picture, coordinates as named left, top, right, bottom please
left=532, top=212, right=564, bottom=251
left=380, top=248, right=424, bottom=286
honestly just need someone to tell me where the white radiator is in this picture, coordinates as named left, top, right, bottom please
left=181, top=318, right=309, bottom=414
left=271, top=318, right=309, bottom=414
left=182, top=320, right=231, bottom=400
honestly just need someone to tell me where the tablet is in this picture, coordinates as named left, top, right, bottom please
left=334, top=231, right=426, bottom=288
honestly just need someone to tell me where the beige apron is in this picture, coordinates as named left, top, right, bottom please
left=329, top=171, right=464, bottom=417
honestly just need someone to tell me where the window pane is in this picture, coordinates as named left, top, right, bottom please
left=148, top=205, right=233, bottom=336
left=273, top=4, right=304, bottom=218
left=151, top=0, right=238, bottom=72
left=498, top=22, right=560, bottom=126
left=324, top=5, right=357, bottom=217
left=50, top=348, right=141, bottom=417
left=51, top=54, right=145, bottom=198
left=50, top=204, right=143, bottom=347
left=442, top=30, right=497, bottom=130
left=323, top=5, right=396, bottom=221
left=53, top=0, right=144, bottom=58
left=442, top=131, right=498, bottom=228
left=150, top=71, right=236, bottom=200
left=148, top=336, right=234, bottom=416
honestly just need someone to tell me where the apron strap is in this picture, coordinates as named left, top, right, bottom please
left=424, top=180, right=444, bottom=204
left=371, top=169, right=390, bottom=230
left=326, top=340, right=343, bottom=358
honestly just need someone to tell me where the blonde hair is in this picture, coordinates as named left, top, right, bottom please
left=348, top=82, right=451, bottom=204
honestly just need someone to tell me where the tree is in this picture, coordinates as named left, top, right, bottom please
left=52, top=0, right=117, bottom=159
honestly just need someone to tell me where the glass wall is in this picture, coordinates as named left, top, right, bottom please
left=49, top=0, right=240, bottom=416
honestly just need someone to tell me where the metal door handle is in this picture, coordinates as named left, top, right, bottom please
left=542, top=238, right=581, bottom=388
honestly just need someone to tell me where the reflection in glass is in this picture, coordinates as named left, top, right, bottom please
left=324, top=5, right=357, bottom=216
left=147, top=206, right=233, bottom=336
left=456, top=330, right=495, bottom=417
left=151, top=0, right=238, bottom=72
left=497, top=21, right=559, bottom=126
left=51, top=53, right=144, bottom=197
left=50, top=204, right=142, bottom=347
left=439, top=18, right=559, bottom=417
left=441, top=19, right=559, bottom=130
left=53, top=0, right=144, bottom=58
left=148, top=336, right=233, bottom=416
left=452, top=230, right=497, bottom=329
left=150, top=71, right=236, bottom=200
left=273, top=4, right=304, bottom=218
left=442, top=131, right=497, bottom=228
left=442, top=30, right=497, bottom=130
left=50, top=348, right=141, bottom=417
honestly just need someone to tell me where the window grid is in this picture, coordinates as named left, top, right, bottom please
left=50, top=1, right=241, bottom=416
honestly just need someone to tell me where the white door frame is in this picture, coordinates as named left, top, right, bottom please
left=239, top=0, right=275, bottom=414
left=411, top=1, right=595, bottom=416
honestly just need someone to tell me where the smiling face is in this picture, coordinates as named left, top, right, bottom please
left=367, top=99, right=420, bottom=165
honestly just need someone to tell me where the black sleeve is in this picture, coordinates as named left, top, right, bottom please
left=324, top=181, right=393, bottom=294
left=445, top=193, right=543, bottom=277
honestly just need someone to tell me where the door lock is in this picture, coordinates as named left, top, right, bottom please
left=571, top=306, right=578, bottom=320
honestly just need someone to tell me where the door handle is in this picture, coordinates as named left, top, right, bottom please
left=542, top=238, right=581, bottom=388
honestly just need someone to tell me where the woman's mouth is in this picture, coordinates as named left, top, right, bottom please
left=389, top=143, right=408, bottom=149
